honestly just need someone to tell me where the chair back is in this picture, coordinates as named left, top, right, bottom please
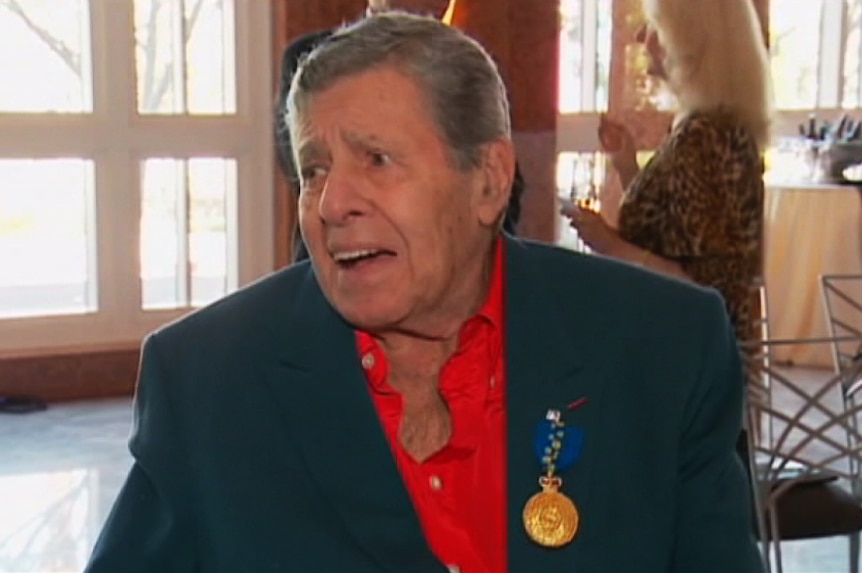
left=742, top=335, right=862, bottom=571
left=821, top=274, right=862, bottom=372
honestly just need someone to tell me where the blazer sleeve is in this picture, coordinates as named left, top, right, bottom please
left=84, top=334, right=198, bottom=573
left=671, top=296, right=765, bottom=573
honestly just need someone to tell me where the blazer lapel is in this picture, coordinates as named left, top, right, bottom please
left=505, top=238, right=609, bottom=571
left=265, top=266, right=446, bottom=573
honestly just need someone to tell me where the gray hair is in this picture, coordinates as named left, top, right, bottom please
left=286, top=12, right=511, bottom=171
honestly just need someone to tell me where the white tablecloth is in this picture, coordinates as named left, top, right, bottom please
left=765, top=182, right=862, bottom=367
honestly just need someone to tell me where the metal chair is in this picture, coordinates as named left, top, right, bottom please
left=822, top=274, right=862, bottom=372
left=743, top=335, right=862, bottom=573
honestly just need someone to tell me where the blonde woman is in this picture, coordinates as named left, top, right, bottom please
left=564, top=0, right=772, bottom=343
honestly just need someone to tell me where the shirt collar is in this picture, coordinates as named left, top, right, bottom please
left=356, top=237, right=505, bottom=389
left=473, top=235, right=504, bottom=333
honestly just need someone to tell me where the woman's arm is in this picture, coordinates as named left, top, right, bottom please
left=606, top=235, right=691, bottom=280
left=563, top=206, right=692, bottom=281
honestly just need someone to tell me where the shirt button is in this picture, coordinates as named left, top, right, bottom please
left=361, top=353, right=375, bottom=370
left=429, top=475, right=443, bottom=491
left=490, top=375, right=496, bottom=388
left=447, top=566, right=460, bottom=573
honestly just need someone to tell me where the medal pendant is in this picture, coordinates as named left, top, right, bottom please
left=522, top=476, right=579, bottom=548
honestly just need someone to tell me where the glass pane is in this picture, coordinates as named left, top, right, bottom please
left=140, top=158, right=236, bottom=310
left=555, top=152, right=607, bottom=250
left=770, top=0, right=823, bottom=109
left=0, top=0, right=92, bottom=112
left=595, top=1, right=612, bottom=111
left=558, top=0, right=611, bottom=113
left=134, top=0, right=236, bottom=115
left=843, top=0, right=862, bottom=108
left=0, top=159, right=95, bottom=319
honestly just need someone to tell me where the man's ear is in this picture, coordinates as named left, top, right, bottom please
left=475, top=138, right=516, bottom=228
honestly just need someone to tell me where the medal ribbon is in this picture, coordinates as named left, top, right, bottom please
left=533, top=403, right=586, bottom=478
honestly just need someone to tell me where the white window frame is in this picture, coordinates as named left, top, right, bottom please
left=556, top=0, right=603, bottom=158
left=0, top=0, right=274, bottom=357
left=771, top=0, right=861, bottom=137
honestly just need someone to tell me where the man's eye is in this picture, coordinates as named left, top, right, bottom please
left=300, top=166, right=327, bottom=187
left=368, top=151, right=391, bottom=167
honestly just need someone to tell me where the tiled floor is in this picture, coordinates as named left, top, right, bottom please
left=0, top=398, right=131, bottom=573
left=0, top=375, right=855, bottom=573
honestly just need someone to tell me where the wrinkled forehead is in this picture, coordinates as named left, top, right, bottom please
left=290, top=66, right=442, bottom=161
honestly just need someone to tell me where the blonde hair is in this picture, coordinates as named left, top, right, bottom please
left=641, top=0, right=773, bottom=149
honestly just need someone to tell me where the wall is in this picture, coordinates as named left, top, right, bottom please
left=0, top=348, right=139, bottom=403
left=452, top=0, right=559, bottom=243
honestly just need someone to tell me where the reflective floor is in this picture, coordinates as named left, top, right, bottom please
left=0, top=399, right=130, bottom=573
left=0, top=396, right=853, bottom=573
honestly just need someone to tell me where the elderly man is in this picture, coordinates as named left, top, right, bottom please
left=275, top=0, right=524, bottom=262
left=85, top=13, right=763, bottom=573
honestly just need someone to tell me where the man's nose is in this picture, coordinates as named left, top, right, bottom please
left=317, top=162, right=365, bottom=224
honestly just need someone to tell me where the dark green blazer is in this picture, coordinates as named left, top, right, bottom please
left=85, top=237, right=763, bottom=573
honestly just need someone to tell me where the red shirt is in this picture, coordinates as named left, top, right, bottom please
left=356, top=240, right=507, bottom=573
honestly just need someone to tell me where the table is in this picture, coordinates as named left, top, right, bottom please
left=764, top=182, right=862, bottom=367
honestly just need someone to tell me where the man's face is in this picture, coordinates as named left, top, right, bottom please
left=294, top=66, right=508, bottom=336
left=377, top=0, right=451, bottom=19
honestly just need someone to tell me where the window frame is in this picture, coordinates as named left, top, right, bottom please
left=0, top=0, right=274, bottom=357
left=771, top=0, right=862, bottom=138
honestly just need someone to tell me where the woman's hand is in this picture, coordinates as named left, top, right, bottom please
left=560, top=200, right=692, bottom=281
left=598, top=115, right=638, bottom=185
left=561, top=203, right=622, bottom=255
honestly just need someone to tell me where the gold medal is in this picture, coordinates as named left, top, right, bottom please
left=522, top=476, right=579, bottom=548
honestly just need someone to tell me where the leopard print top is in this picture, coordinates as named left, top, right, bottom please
left=617, top=109, right=763, bottom=341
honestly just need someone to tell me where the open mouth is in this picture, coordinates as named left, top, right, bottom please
left=332, top=248, right=396, bottom=269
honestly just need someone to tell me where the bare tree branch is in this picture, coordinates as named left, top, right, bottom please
left=0, top=0, right=80, bottom=76
left=142, top=0, right=162, bottom=110
left=185, top=0, right=207, bottom=34
left=143, top=0, right=209, bottom=112
left=147, top=63, right=175, bottom=111
left=0, top=0, right=219, bottom=112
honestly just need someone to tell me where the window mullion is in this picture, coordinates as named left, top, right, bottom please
left=233, top=1, right=273, bottom=283
left=581, top=0, right=599, bottom=111
left=90, top=0, right=142, bottom=322
left=816, top=0, right=845, bottom=107
left=90, top=0, right=135, bottom=122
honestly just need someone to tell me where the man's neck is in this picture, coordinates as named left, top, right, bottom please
left=382, top=335, right=458, bottom=392
left=375, top=238, right=497, bottom=384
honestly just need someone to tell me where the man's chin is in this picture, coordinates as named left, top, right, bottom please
left=336, top=305, right=403, bottom=336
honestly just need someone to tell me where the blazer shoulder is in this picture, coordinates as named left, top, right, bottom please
left=517, top=238, right=719, bottom=299
left=513, top=238, right=730, bottom=333
left=151, top=262, right=312, bottom=349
